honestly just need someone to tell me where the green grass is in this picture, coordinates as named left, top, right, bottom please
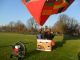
left=0, top=32, right=80, bottom=60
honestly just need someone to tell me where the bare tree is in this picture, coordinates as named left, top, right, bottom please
left=26, top=17, right=39, bottom=33
left=52, top=14, right=78, bottom=35
left=15, top=20, right=27, bottom=33
left=8, top=21, right=15, bottom=32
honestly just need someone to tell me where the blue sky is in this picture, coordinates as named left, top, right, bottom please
left=0, top=0, right=80, bottom=26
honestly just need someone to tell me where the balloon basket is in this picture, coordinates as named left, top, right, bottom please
left=37, top=39, right=53, bottom=51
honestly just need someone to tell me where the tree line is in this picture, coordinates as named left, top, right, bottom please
left=0, top=14, right=80, bottom=35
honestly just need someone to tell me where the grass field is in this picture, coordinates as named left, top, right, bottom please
left=0, top=32, right=80, bottom=60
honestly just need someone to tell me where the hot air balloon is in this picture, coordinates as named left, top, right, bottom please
left=22, top=0, right=74, bottom=26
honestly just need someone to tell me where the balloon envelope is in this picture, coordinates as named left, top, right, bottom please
left=22, top=0, right=74, bottom=26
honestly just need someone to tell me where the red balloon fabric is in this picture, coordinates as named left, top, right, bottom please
left=22, top=0, right=74, bottom=26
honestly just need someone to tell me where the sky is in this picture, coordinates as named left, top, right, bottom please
left=0, top=0, right=80, bottom=27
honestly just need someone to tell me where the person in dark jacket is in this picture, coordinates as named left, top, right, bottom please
left=44, top=29, right=55, bottom=40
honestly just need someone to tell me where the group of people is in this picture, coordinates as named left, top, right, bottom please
left=37, top=27, right=55, bottom=40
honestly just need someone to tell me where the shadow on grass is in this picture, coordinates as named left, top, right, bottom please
left=78, top=52, right=80, bottom=60
left=52, top=34, right=80, bottom=50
